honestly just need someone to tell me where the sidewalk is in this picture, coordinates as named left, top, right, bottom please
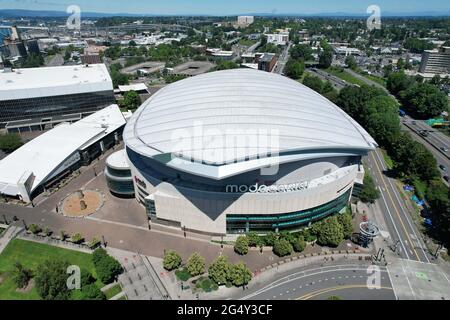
left=0, top=225, right=24, bottom=255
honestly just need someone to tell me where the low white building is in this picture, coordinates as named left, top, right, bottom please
left=0, top=105, right=126, bottom=203
left=266, top=33, right=289, bottom=46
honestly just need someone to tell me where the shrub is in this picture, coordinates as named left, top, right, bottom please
left=81, top=284, right=106, bottom=300
left=88, top=237, right=101, bottom=250
left=186, top=252, right=205, bottom=277
left=293, top=236, right=306, bottom=253
left=163, top=249, right=182, bottom=271
left=175, top=268, right=191, bottom=281
left=263, top=232, right=277, bottom=246
left=12, top=262, right=33, bottom=289
left=246, top=232, right=260, bottom=247
left=43, top=226, right=52, bottom=237
left=234, top=236, right=249, bottom=255
left=273, top=238, right=293, bottom=257
left=80, top=269, right=96, bottom=287
left=28, top=224, right=41, bottom=234
left=71, top=233, right=84, bottom=244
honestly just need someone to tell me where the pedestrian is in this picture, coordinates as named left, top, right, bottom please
left=56, top=206, right=59, bottom=213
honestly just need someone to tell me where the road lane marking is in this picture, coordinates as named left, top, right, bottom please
left=370, top=152, right=419, bottom=261
left=374, top=149, right=430, bottom=263
left=296, top=285, right=393, bottom=300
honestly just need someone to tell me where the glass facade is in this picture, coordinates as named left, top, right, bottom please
left=0, top=90, right=115, bottom=125
left=226, top=189, right=351, bottom=234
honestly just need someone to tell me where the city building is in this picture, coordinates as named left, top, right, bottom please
left=0, top=64, right=115, bottom=132
left=266, top=32, right=289, bottom=46
left=333, top=46, right=361, bottom=56
left=0, top=105, right=126, bottom=203
left=257, top=53, right=277, bottom=72
left=80, top=54, right=102, bottom=65
left=122, top=69, right=377, bottom=235
left=419, top=47, right=450, bottom=75
left=236, top=16, right=254, bottom=28
left=105, top=149, right=135, bottom=197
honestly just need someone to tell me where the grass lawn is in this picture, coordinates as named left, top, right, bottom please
left=363, top=74, right=387, bottom=87
left=0, top=239, right=101, bottom=300
left=380, top=149, right=394, bottom=170
left=238, top=39, right=256, bottom=46
left=325, top=67, right=367, bottom=87
left=104, top=284, right=122, bottom=299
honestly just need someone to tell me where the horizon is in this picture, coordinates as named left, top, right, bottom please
left=0, top=0, right=448, bottom=16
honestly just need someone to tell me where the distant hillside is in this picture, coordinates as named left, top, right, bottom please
left=0, top=8, right=449, bottom=18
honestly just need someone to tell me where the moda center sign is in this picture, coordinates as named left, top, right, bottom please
left=226, top=181, right=309, bottom=194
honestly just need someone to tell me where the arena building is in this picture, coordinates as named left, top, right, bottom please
left=123, top=69, right=377, bottom=235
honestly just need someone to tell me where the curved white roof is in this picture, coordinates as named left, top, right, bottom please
left=124, top=69, right=376, bottom=179
left=106, top=149, right=130, bottom=170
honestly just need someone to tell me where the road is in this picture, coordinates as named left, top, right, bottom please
left=305, top=67, right=347, bottom=90
left=273, top=42, right=291, bottom=75
left=401, top=117, right=450, bottom=185
left=364, top=148, right=431, bottom=263
left=344, top=68, right=389, bottom=93
left=237, top=264, right=395, bottom=300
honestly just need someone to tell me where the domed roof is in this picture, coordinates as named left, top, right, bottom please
left=124, top=68, right=376, bottom=178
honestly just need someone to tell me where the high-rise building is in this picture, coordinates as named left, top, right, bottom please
left=237, top=16, right=254, bottom=27
left=419, top=47, right=450, bottom=75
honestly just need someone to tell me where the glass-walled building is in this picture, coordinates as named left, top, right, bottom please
left=105, top=150, right=134, bottom=197
left=0, top=64, right=114, bottom=132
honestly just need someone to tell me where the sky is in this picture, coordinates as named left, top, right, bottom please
left=0, top=0, right=448, bottom=15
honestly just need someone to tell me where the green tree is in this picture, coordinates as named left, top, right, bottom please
left=292, top=236, right=306, bottom=253
left=92, top=248, right=123, bottom=284
left=234, top=235, right=249, bottom=255
left=272, top=238, right=293, bottom=257
left=208, top=255, right=232, bottom=285
left=318, top=47, right=333, bottom=69
left=285, top=58, right=305, bottom=80
left=35, top=260, right=71, bottom=300
left=120, top=90, right=141, bottom=110
left=263, top=232, right=277, bottom=246
left=246, top=232, right=260, bottom=247
left=400, top=82, right=448, bottom=118
left=229, top=262, right=252, bottom=287
left=80, top=269, right=96, bottom=287
left=12, top=262, right=33, bottom=289
left=303, top=74, right=324, bottom=92
left=80, top=284, right=106, bottom=300
left=71, top=233, right=84, bottom=244
left=289, top=44, right=313, bottom=61
left=337, top=212, right=354, bottom=239
left=0, top=133, right=23, bottom=153
left=216, top=60, right=239, bottom=70
left=359, top=173, right=380, bottom=204
left=345, top=55, right=357, bottom=70
left=163, top=249, right=182, bottom=271
left=314, top=216, right=344, bottom=247
left=186, top=252, right=205, bottom=277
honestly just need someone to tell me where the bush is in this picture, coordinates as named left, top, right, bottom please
left=293, top=236, right=306, bottom=253
left=163, top=249, right=182, bottom=271
left=71, top=233, right=84, bottom=244
left=262, top=232, right=277, bottom=246
left=43, top=226, right=52, bottom=237
left=80, top=284, right=106, bottom=300
left=175, top=268, right=191, bottom=281
left=273, top=238, right=293, bottom=257
left=0, top=133, right=23, bottom=153
left=234, top=235, right=249, bottom=255
left=88, top=237, right=101, bottom=250
left=28, top=224, right=41, bottom=234
left=12, top=262, right=33, bottom=289
left=208, top=255, right=232, bottom=285
left=80, top=269, right=96, bottom=287
left=186, top=252, right=205, bottom=277
left=337, top=212, right=354, bottom=239
left=246, top=232, right=260, bottom=247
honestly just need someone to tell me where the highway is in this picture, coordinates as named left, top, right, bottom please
left=238, top=264, right=395, bottom=300
left=305, top=67, right=347, bottom=90
left=364, top=148, right=431, bottom=263
left=401, top=117, right=450, bottom=185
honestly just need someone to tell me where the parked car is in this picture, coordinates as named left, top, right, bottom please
left=439, top=164, right=447, bottom=171
left=440, top=147, right=449, bottom=152
left=444, top=176, right=450, bottom=182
